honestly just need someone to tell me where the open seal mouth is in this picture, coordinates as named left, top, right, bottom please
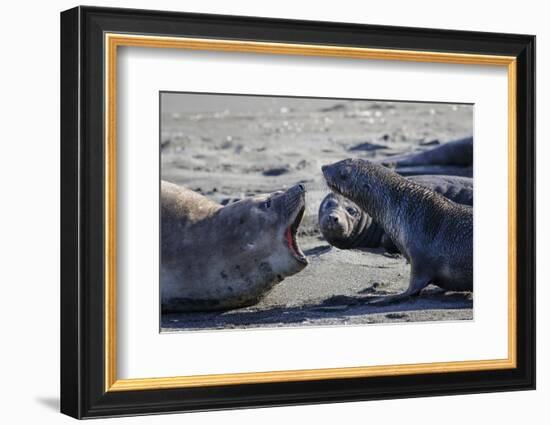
left=284, top=205, right=307, bottom=264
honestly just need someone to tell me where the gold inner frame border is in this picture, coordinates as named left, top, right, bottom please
left=104, top=33, right=517, bottom=392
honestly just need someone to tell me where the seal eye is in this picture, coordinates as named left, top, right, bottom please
left=346, top=207, right=357, bottom=216
left=339, top=169, right=348, bottom=181
left=261, top=199, right=272, bottom=209
left=324, top=200, right=336, bottom=209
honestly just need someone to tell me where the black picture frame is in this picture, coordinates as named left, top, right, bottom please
left=61, top=5, right=535, bottom=419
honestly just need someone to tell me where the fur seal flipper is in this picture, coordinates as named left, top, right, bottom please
left=322, top=159, right=473, bottom=303
left=161, top=181, right=308, bottom=312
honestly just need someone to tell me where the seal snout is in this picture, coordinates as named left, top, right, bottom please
left=320, top=211, right=341, bottom=228
left=321, top=163, right=338, bottom=189
left=321, top=213, right=345, bottom=236
left=288, top=182, right=306, bottom=195
left=322, top=160, right=353, bottom=195
left=284, top=183, right=307, bottom=209
left=321, top=164, right=333, bottom=180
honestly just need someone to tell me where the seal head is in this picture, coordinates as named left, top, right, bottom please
left=214, top=184, right=308, bottom=273
left=318, top=192, right=384, bottom=249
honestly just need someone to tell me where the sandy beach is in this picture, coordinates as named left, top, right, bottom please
left=160, top=93, right=473, bottom=331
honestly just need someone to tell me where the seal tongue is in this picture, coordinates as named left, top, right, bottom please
left=285, top=206, right=306, bottom=263
left=285, top=228, right=298, bottom=255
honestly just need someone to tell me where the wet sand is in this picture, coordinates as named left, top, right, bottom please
left=160, top=93, right=473, bottom=331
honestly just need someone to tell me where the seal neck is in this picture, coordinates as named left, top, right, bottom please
left=354, top=218, right=386, bottom=248
left=352, top=170, right=422, bottom=252
left=345, top=212, right=385, bottom=248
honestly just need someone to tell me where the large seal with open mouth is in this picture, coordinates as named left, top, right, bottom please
left=319, top=174, right=473, bottom=252
left=161, top=181, right=307, bottom=312
left=322, top=159, right=472, bottom=304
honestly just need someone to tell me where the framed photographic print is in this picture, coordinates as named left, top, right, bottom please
left=60, top=6, right=535, bottom=419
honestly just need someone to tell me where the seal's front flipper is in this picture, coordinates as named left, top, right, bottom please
left=366, top=274, right=430, bottom=306
left=366, top=292, right=415, bottom=306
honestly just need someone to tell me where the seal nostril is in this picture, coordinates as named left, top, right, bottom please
left=331, top=216, right=339, bottom=223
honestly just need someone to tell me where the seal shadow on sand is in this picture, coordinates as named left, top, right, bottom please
left=162, top=246, right=473, bottom=331
left=161, top=289, right=473, bottom=330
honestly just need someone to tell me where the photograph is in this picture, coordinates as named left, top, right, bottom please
left=160, top=92, right=474, bottom=331
left=58, top=5, right=536, bottom=419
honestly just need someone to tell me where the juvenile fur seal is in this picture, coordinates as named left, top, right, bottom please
left=161, top=181, right=307, bottom=312
left=319, top=175, right=473, bottom=252
left=322, top=159, right=473, bottom=304
left=379, top=137, right=473, bottom=177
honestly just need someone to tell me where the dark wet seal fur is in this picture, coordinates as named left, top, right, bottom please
left=378, top=136, right=473, bottom=177
left=319, top=174, right=473, bottom=253
left=161, top=181, right=307, bottom=313
left=322, top=159, right=473, bottom=305
left=379, top=137, right=473, bottom=167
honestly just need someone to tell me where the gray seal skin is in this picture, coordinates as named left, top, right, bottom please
left=319, top=174, right=473, bottom=252
left=379, top=137, right=473, bottom=177
left=322, top=159, right=473, bottom=304
left=161, top=181, right=308, bottom=312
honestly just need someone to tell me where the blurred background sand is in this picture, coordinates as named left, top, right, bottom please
left=160, top=92, right=473, bottom=331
